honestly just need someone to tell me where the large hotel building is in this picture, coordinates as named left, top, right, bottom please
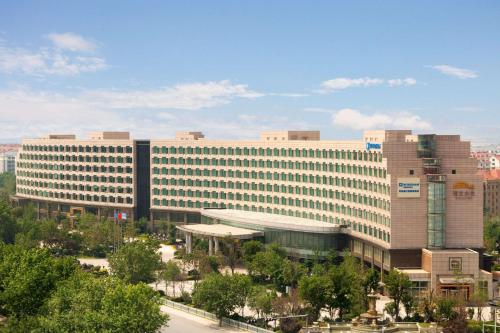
left=14, top=129, right=494, bottom=298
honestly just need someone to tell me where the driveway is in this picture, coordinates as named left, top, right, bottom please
left=160, top=306, right=244, bottom=333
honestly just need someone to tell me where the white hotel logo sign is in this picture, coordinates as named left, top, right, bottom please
left=397, top=178, right=421, bottom=198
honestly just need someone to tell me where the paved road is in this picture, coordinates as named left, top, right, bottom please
left=160, top=306, right=243, bottom=333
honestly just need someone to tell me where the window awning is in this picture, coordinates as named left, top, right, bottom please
left=439, top=277, right=475, bottom=285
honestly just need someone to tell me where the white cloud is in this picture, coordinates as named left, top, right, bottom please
left=47, top=32, right=96, bottom=52
left=268, top=92, right=309, bottom=97
left=0, top=35, right=106, bottom=76
left=0, top=81, right=265, bottom=140
left=320, top=77, right=383, bottom=92
left=320, top=77, right=418, bottom=92
left=303, top=107, right=334, bottom=114
left=431, top=65, right=477, bottom=79
left=331, top=108, right=431, bottom=130
left=387, top=78, right=417, bottom=87
left=83, top=80, right=263, bottom=110
left=157, top=112, right=177, bottom=120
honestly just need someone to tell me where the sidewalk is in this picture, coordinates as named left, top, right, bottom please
left=161, top=305, right=244, bottom=332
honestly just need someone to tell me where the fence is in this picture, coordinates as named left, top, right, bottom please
left=164, top=299, right=273, bottom=333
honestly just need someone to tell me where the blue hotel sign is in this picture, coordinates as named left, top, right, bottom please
left=366, top=142, right=381, bottom=151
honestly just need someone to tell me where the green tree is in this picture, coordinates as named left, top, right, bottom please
left=249, top=249, right=285, bottom=289
left=268, top=242, right=287, bottom=258
left=384, top=301, right=398, bottom=320
left=135, top=216, right=149, bottom=234
left=163, top=260, right=182, bottom=297
left=282, top=259, right=307, bottom=289
left=484, top=216, right=499, bottom=253
left=361, top=268, right=380, bottom=309
left=77, top=213, right=115, bottom=257
left=418, top=290, right=436, bottom=322
left=0, top=197, right=17, bottom=244
left=39, top=219, right=82, bottom=255
left=26, top=273, right=169, bottom=333
left=435, top=296, right=458, bottom=322
left=199, top=254, right=222, bottom=277
left=272, top=288, right=303, bottom=317
left=442, top=306, right=467, bottom=333
left=123, top=219, right=137, bottom=241
left=13, top=204, right=42, bottom=249
left=248, top=286, right=277, bottom=320
left=108, top=239, right=162, bottom=284
left=326, top=254, right=364, bottom=320
left=241, top=240, right=264, bottom=264
left=385, top=270, right=412, bottom=321
left=401, top=292, right=415, bottom=319
left=298, top=274, right=330, bottom=319
left=232, top=273, right=253, bottom=316
left=221, top=235, right=241, bottom=274
left=469, top=282, right=488, bottom=320
left=0, top=244, right=78, bottom=318
left=192, top=273, right=249, bottom=326
left=0, top=172, right=16, bottom=195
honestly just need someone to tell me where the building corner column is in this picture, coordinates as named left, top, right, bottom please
left=214, top=237, right=219, bottom=253
left=186, top=232, right=192, bottom=254
left=208, top=236, right=214, bottom=255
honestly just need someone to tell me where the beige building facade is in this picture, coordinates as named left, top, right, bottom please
left=15, top=129, right=491, bottom=298
left=15, top=132, right=142, bottom=221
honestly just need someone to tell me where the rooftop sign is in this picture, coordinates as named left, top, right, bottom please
left=366, top=142, right=381, bottom=151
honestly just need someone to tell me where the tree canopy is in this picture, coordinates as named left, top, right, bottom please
left=0, top=244, right=78, bottom=318
left=192, top=272, right=252, bottom=325
left=108, top=238, right=162, bottom=284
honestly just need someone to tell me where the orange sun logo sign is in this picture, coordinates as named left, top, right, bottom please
left=452, top=181, right=475, bottom=200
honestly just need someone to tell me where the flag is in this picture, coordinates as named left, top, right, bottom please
left=114, top=212, right=127, bottom=220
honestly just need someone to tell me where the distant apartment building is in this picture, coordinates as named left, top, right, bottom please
left=479, top=169, right=500, bottom=216
left=0, top=152, right=16, bottom=173
left=471, top=151, right=500, bottom=170
left=0, top=144, right=21, bottom=153
left=14, top=129, right=494, bottom=298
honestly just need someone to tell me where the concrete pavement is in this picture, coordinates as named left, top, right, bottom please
left=160, top=305, right=244, bottom=333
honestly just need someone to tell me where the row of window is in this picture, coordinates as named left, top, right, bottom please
left=17, top=180, right=133, bottom=194
left=17, top=188, right=133, bottom=204
left=152, top=171, right=389, bottom=197
left=152, top=157, right=386, bottom=178
left=152, top=190, right=390, bottom=226
left=17, top=163, right=133, bottom=174
left=22, top=145, right=133, bottom=154
left=17, top=172, right=133, bottom=184
left=153, top=177, right=389, bottom=197
left=151, top=199, right=391, bottom=243
left=19, top=153, right=133, bottom=164
left=152, top=179, right=390, bottom=211
left=152, top=146, right=382, bottom=162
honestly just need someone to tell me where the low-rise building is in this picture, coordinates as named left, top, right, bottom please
left=0, top=152, right=16, bottom=173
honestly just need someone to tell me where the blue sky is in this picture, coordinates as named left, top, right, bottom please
left=0, top=1, right=499, bottom=145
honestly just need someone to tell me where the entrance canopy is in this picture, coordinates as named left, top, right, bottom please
left=177, top=224, right=263, bottom=240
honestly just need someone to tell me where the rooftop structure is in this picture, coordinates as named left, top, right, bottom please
left=175, top=131, right=205, bottom=141
left=260, top=130, right=320, bottom=141
left=202, top=208, right=341, bottom=233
